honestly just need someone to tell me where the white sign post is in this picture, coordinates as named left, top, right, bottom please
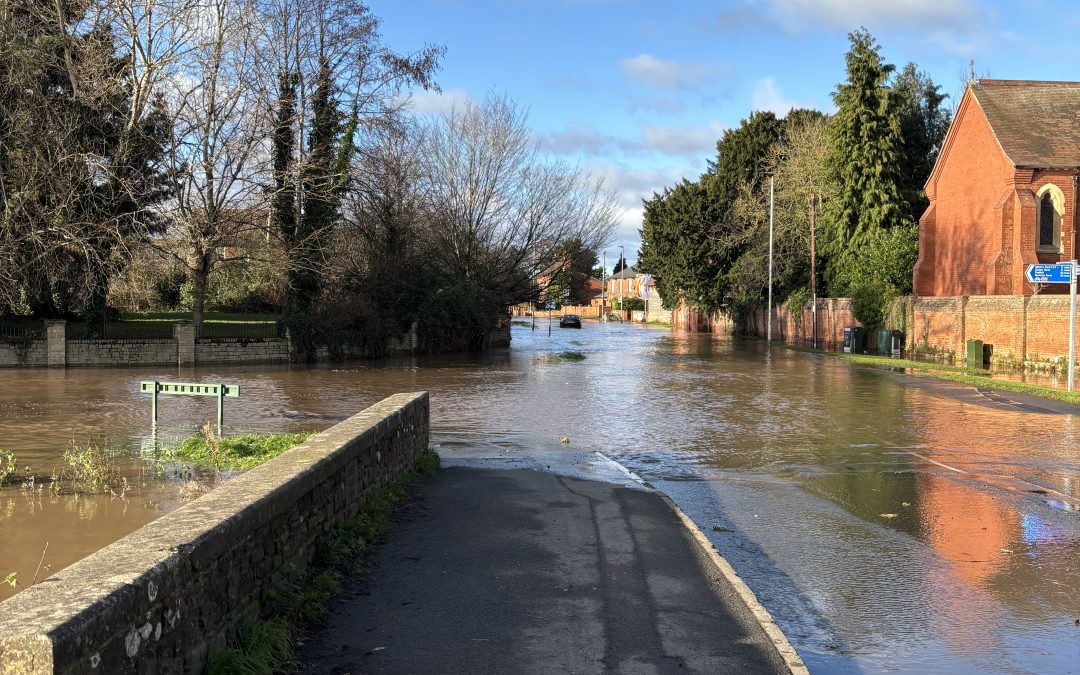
left=1025, top=261, right=1077, bottom=391
left=1070, top=260, right=1077, bottom=392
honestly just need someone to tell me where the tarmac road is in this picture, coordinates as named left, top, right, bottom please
left=297, top=467, right=793, bottom=674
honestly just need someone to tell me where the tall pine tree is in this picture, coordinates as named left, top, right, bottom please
left=825, top=29, right=916, bottom=297
left=827, top=29, right=908, bottom=252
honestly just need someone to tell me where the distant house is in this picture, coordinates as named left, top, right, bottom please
left=914, top=79, right=1080, bottom=296
left=607, top=266, right=641, bottom=301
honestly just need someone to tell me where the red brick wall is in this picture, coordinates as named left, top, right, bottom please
left=912, top=297, right=965, bottom=358
left=671, top=301, right=732, bottom=334
left=1025, top=296, right=1075, bottom=360
left=741, top=298, right=859, bottom=349
left=674, top=293, right=1076, bottom=369
left=965, top=296, right=1025, bottom=362
left=912, top=295, right=1078, bottom=367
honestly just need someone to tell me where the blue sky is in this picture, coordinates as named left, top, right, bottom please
left=370, top=0, right=1080, bottom=269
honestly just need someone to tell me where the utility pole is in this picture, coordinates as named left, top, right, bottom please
left=809, top=194, right=818, bottom=350
left=767, top=172, right=775, bottom=345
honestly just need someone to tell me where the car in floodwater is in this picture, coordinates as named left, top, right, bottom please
left=559, top=314, right=582, bottom=328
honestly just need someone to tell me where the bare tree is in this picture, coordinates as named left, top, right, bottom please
left=256, top=0, right=442, bottom=353
left=418, top=93, right=618, bottom=309
left=151, top=0, right=271, bottom=330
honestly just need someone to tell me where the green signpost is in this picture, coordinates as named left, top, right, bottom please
left=140, top=381, right=240, bottom=427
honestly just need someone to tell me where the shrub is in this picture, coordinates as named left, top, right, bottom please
left=416, top=285, right=494, bottom=353
left=850, top=280, right=897, bottom=332
left=613, top=297, right=645, bottom=311
left=61, top=442, right=120, bottom=493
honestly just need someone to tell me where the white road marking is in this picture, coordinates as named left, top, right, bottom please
left=907, top=451, right=968, bottom=474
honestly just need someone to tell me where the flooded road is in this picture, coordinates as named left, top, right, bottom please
left=1, top=322, right=1079, bottom=673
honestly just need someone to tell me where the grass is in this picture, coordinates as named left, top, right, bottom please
left=785, top=344, right=1080, bottom=408
left=0, top=450, right=16, bottom=485
left=61, top=442, right=121, bottom=493
left=207, top=448, right=440, bottom=674
left=168, top=428, right=315, bottom=471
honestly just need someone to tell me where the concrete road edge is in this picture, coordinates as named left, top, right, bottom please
left=595, top=452, right=810, bottom=675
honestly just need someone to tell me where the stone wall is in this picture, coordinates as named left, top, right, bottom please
left=0, top=392, right=430, bottom=675
left=0, top=340, right=46, bottom=367
left=66, top=339, right=178, bottom=367
left=194, top=338, right=291, bottom=363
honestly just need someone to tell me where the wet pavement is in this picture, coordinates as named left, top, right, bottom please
left=1, top=322, right=1079, bottom=672
left=297, top=466, right=792, bottom=674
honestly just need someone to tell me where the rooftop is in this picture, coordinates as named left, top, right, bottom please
left=971, top=79, right=1080, bottom=168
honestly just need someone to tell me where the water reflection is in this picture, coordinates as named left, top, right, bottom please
left=0, top=324, right=1077, bottom=673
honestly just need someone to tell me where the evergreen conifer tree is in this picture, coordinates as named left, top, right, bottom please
left=827, top=29, right=908, bottom=252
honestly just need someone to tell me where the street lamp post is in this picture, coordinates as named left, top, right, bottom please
left=618, top=245, right=625, bottom=322
left=601, top=250, right=607, bottom=322
left=767, top=172, right=775, bottom=346
left=809, top=194, right=818, bottom=350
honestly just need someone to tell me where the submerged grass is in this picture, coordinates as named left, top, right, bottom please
left=60, top=442, right=123, bottom=493
left=168, top=429, right=315, bottom=471
left=785, top=345, right=1080, bottom=408
left=206, top=448, right=440, bottom=674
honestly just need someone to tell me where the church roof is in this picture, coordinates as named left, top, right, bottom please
left=971, top=79, right=1080, bottom=168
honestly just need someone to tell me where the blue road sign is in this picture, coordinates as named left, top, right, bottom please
left=1025, top=262, right=1075, bottom=284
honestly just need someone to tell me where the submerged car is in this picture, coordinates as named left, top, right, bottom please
left=559, top=314, right=582, bottom=328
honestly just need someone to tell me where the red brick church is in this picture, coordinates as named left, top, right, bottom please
left=913, top=79, right=1080, bottom=296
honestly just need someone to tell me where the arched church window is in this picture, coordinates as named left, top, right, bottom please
left=1037, top=184, right=1064, bottom=252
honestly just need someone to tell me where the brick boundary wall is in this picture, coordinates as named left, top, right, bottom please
left=0, top=392, right=430, bottom=674
left=674, top=294, right=1080, bottom=370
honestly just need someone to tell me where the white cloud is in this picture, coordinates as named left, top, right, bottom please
left=619, top=53, right=726, bottom=89
left=583, top=162, right=703, bottom=257
left=541, top=124, right=621, bottom=156
left=542, top=121, right=725, bottom=161
left=627, top=95, right=688, bottom=114
left=640, top=122, right=725, bottom=158
left=750, top=77, right=798, bottom=115
left=768, top=0, right=976, bottom=31
left=716, top=0, right=977, bottom=34
left=406, top=87, right=473, bottom=115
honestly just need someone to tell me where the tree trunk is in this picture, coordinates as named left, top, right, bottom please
left=192, top=258, right=210, bottom=335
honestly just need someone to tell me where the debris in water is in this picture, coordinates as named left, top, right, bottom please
left=560, top=437, right=570, bottom=444
left=901, top=502, right=911, bottom=507
left=879, top=513, right=898, bottom=518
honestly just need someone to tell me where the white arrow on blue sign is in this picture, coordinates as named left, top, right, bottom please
left=1025, top=262, right=1075, bottom=284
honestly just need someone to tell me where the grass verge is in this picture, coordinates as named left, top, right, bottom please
left=206, top=448, right=441, bottom=675
left=785, top=345, right=1080, bottom=408
left=168, top=429, right=315, bottom=471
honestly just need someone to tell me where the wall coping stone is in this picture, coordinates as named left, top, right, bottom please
left=0, top=391, right=429, bottom=674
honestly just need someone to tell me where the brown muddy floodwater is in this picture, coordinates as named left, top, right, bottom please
left=1, top=322, right=1079, bottom=673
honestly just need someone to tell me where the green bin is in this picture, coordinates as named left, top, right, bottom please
left=966, top=339, right=984, bottom=368
left=877, top=329, right=904, bottom=358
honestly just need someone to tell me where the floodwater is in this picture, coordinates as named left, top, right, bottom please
left=1, top=322, right=1079, bottom=673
